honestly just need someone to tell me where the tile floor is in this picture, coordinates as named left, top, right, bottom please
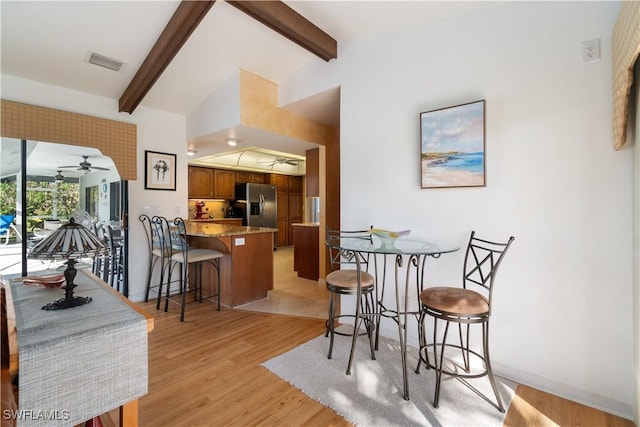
left=235, top=246, right=328, bottom=319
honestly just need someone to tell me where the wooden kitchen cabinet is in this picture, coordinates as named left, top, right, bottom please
left=188, top=166, right=213, bottom=198
left=288, top=191, right=303, bottom=244
left=265, top=173, right=288, bottom=190
left=214, top=169, right=235, bottom=199
left=293, top=224, right=319, bottom=281
left=276, top=188, right=288, bottom=246
left=235, top=171, right=264, bottom=184
left=265, top=174, right=304, bottom=246
left=288, top=175, right=303, bottom=193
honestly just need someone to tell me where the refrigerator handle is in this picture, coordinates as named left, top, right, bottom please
left=259, top=194, right=264, bottom=220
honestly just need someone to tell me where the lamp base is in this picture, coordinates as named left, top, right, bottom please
left=42, top=295, right=92, bottom=310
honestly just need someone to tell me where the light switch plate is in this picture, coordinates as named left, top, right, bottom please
left=235, top=237, right=245, bottom=246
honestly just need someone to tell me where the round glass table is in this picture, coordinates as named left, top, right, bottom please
left=326, top=235, right=459, bottom=400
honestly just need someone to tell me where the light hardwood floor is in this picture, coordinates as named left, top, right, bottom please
left=107, top=247, right=634, bottom=427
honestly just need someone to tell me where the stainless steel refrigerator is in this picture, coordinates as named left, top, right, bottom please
left=234, top=182, right=277, bottom=237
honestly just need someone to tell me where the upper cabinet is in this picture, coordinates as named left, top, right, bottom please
left=235, top=171, right=264, bottom=184
left=188, top=166, right=214, bottom=199
left=214, top=169, right=235, bottom=199
left=265, top=174, right=303, bottom=192
left=188, top=166, right=235, bottom=200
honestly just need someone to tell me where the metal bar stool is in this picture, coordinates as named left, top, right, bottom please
left=105, top=224, right=124, bottom=292
left=325, top=228, right=376, bottom=371
left=150, top=216, right=180, bottom=311
left=416, top=231, right=515, bottom=412
left=165, top=217, right=223, bottom=322
left=140, top=214, right=162, bottom=302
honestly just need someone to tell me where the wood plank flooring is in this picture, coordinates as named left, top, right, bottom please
left=121, top=301, right=635, bottom=427
left=104, top=246, right=635, bottom=427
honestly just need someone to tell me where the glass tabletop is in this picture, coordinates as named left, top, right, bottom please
left=327, top=236, right=459, bottom=256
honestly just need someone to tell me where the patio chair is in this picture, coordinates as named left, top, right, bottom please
left=0, top=214, right=21, bottom=245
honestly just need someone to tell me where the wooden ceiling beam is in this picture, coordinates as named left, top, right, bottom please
left=119, top=1, right=216, bottom=114
left=227, top=1, right=337, bottom=62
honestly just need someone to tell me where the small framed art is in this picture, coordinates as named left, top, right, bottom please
left=420, top=100, right=486, bottom=189
left=145, top=150, right=176, bottom=191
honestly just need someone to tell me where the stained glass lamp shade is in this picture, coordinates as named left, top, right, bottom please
left=29, top=217, right=109, bottom=310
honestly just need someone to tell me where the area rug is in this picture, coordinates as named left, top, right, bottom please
left=262, top=331, right=517, bottom=426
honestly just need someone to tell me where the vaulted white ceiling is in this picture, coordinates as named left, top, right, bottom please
left=0, top=1, right=496, bottom=175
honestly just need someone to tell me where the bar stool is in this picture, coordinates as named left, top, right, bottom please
left=91, top=222, right=109, bottom=281
left=140, top=214, right=162, bottom=302
left=416, top=231, right=515, bottom=411
left=325, top=228, right=376, bottom=371
left=105, top=224, right=124, bottom=292
left=150, top=216, right=180, bottom=310
left=165, top=217, right=223, bottom=322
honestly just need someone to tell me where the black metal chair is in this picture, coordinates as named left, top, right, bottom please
left=416, top=231, right=514, bottom=412
left=91, top=221, right=109, bottom=281
left=104, top=223, right=124, bottom=292
left=325, top=228, right=376, bottom=371
left=150, top=216, right=181, bottom=311
left=140, top=214, right=163, bottom=303
left=165, top=217, right=223, bottom=322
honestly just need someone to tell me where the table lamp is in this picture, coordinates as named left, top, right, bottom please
left=29, top=217, right=110, bottom=310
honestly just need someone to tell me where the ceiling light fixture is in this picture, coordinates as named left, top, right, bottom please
left=226, top=138, right=239, bottom=147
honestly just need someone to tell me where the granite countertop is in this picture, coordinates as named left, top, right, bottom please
left=292, top=222, right=320, bottom=227
left=189, top=218, right=243, bottom=222
left=186, top=222, right=277, bottom=237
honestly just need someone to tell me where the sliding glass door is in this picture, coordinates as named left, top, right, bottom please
left=0, top=138, right=129, bottom=295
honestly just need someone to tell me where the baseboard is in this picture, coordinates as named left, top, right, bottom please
left=492, top=361, right=634, bottom=421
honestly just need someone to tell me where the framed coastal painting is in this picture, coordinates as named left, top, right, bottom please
left=145, top=150, right=176, bottom=191
left=420, top=100, right=486, bottom=189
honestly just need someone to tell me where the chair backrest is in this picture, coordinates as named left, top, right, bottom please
left=105, top=224, right=121, bottom=251
left=462, top=231, right=515, bottom=308
left=139, top=214, right=154, bottom=255
left=151, top=216, right=172, bottom=258
left=0, top=215, right=15, bottom=232
left=326, top=228, right=372, bottom=272
left=171, top=217, right=190, bottom=262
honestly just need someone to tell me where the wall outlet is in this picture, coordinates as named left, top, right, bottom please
left=582, top=39, right=600, bottom=62
left=235, top=237, right=245, bottom=246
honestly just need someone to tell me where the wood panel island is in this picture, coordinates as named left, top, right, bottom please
left=185, top=222, right=277, bottom=308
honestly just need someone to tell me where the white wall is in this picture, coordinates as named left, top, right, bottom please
left=0, top=74, right=188, bottom=302
left=632, top=61, right=640, bottom=426
left=283, top=0, right=633, bottom=419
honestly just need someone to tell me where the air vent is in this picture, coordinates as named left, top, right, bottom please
left=86, top=51, right=125, bottom=72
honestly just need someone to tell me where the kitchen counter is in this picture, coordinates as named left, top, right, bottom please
left=292, top=222, right=320, bottom=227
left=186, top=223, right=276, bottom=308
left=186, top=222, right=275, bottom=237
left=190, top=218, right=244, bottom=222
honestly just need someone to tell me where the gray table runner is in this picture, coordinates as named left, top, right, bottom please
left=7, top=269, right=148, bottom=427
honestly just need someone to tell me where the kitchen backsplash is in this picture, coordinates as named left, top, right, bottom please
left=188, top=200, right=229, bottom=219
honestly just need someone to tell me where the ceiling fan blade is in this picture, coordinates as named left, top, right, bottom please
left=58, top=165, right=78, bottom=169
left=284, top=160, right=298, bottom=166
left=91, top=166, right=110, bottom=171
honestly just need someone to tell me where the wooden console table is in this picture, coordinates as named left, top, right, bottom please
left=1, top=269, right=153, bottom=427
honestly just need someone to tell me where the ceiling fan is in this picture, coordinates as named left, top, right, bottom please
left=58, top=155, right=110, bottom=173
left=259, top=157, right=302, bottom=168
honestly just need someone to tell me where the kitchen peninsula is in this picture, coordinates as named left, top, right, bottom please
left=185, top=222, right=277, bottom=308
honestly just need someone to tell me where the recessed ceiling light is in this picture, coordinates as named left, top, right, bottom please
left=226, top=138, right=239, bottom=147
left=187, top=150, right=197, bottom=156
